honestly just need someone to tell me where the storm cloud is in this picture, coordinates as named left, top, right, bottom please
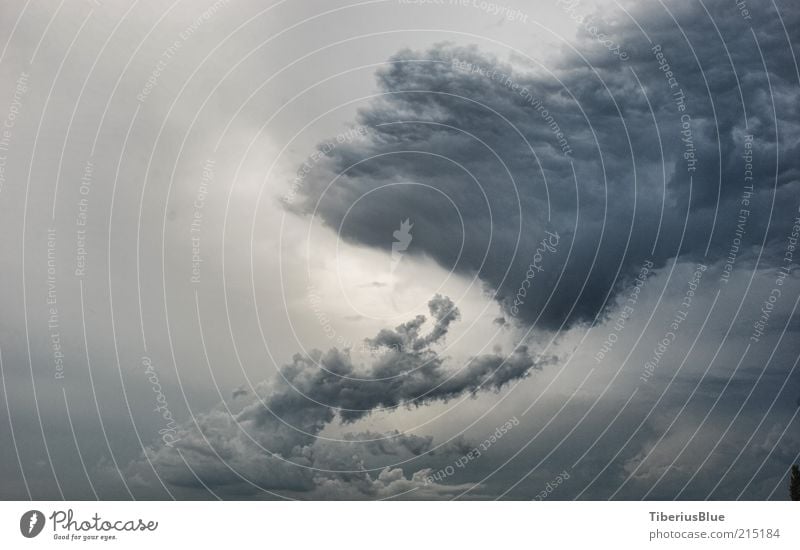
left=138, top=295, right=549, bottom=496
left=1, top=0, right=798, bottom=503
left=290, top=0, right=800, bottom=331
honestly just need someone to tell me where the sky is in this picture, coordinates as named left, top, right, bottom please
left=0, top=0, right=799, bottom=500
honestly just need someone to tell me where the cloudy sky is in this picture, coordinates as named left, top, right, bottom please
left=0, top=0, right=799, bottom=500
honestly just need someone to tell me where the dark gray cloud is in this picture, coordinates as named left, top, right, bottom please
left=137, top=295, right=550, bottom=496
left=2, top=0, right=799, bottom=503
left=290, top=0, right=800, bottom=331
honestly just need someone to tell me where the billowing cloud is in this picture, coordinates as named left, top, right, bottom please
left=289, top=0, right=800, bottom=331
left=137, top=296, right=549, bottom=497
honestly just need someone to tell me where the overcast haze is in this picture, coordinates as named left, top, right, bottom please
left=0, top=0, right=799, bottom=500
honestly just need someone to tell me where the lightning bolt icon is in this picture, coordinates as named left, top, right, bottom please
left=28, top=512, right=38, bottom=534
